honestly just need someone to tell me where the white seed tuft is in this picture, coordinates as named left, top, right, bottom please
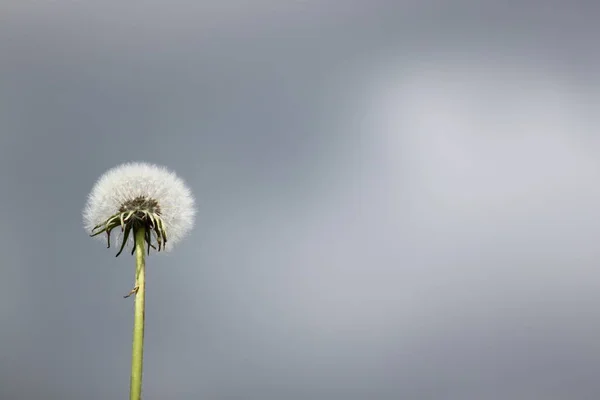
left=83, top=162, right=196, bottom=253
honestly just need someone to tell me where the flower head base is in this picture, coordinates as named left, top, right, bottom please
left=84, top=162, right=195, bottom=256
left=89, top=199, right=168, bottom=257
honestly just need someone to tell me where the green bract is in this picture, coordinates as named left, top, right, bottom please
left=90, top=206, right=168, bottom=257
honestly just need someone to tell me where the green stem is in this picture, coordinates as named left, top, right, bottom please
left=130, top=227, right=146, bottom=400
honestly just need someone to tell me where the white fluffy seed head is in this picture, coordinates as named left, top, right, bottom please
left=83, top=162, right=196, bottom=253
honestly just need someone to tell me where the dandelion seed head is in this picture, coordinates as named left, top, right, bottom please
left=83, top=162, right=196, bottom=253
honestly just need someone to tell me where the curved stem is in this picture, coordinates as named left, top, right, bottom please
left=130, top=227, right=146, bottom=400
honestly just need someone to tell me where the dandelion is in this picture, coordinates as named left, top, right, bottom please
left=83, top=162, right=196, bottom=400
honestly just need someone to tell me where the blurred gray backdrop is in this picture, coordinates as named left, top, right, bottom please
left=1, top=1, right=600, bottom=399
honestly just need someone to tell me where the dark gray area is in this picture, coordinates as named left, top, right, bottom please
left=1, top=1, right=599, bottom=399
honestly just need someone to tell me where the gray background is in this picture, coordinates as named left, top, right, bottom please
left=1, top=1, right=600, bottom=399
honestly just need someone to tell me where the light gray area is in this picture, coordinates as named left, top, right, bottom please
left=1, top=1, right=600, bottom=399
